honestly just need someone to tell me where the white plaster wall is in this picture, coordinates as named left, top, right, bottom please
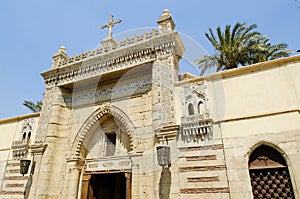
left=207, top=60, right=300, bottom=198
left=210, top=64, right=300, bottom=123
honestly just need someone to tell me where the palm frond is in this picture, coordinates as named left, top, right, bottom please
left=195, top=22, right=291, bottom=75
left=23, top=100, right=43, bottom=113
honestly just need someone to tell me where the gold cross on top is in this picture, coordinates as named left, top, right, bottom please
left=101, top=15, right=122, bottom=39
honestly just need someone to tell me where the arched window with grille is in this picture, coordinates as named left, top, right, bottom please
left=248, top=145, right=295, bottom=198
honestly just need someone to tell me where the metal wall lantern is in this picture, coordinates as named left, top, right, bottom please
left=156, top=145, right=171, bottom=168
left=20, top=159, right=31, bottom=176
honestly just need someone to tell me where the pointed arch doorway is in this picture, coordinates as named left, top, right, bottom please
left=75, top=107, right=134, bottom=199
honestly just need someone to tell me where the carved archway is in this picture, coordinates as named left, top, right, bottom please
left=70, top=105, right=135, bottom=160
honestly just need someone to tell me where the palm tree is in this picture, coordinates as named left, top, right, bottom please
left=23, top=100, right=42, bottom=113
left=248, top=36, right=291, bottom=64
left=194, top=22, right=291, bottom=75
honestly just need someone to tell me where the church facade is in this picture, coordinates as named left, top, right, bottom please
left=0, top=10, right=300, bottom=199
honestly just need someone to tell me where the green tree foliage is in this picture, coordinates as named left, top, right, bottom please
left=23, top=100, right=42, bottom=113
left=194, top=22, right=292, bottom=75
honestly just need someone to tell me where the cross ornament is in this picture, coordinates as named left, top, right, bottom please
left=101, top=15, right=122, bottom=39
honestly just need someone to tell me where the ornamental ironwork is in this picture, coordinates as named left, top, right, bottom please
left=249, top=145, right=295, bottom=199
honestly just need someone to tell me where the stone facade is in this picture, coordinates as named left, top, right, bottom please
left=0, top=9, right=300, bottom=199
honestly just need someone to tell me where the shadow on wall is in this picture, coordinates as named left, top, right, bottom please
left=159, top=167, right=171, bottom=199
left=24, top=161, right=36, bottom=199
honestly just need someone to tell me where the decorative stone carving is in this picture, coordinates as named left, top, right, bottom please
left=154, top=57, right=176, bottom=125
left=191, top=81, right=207, bottom=97
left=34, top=87, right=55, bottom=143
left=11, top=140, right=28, bottom=160
left=180, top=81, right=213, bottom=143
left=42, top=31, right=184, bottom=88
left=152, top=51, right=182, bottom=133
left=49, top=29, right=158, bottom=69
left=62, top=78, right=151, bottom=108
left=86, top=157, right=131, bottom=172
left=70, top=105, right=135, bottom=160
left=11, top=119, right=33, bottom=160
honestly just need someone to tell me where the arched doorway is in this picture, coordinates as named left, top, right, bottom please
left=75, top=108, right=133, bottom=199
left=248, top=145, right=295, bottom=198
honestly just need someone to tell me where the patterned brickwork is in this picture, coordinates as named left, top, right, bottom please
left=0, top=160, right=28, bottom=199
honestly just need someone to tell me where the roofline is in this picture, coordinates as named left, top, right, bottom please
left=176, top=54, right=300, bottom=86
left=0, top=112, right=40, bottom=124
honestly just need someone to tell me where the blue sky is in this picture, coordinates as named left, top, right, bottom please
left=0, top=0, right=299, bottom=119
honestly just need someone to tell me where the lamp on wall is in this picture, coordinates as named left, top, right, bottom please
left=20, top=159, right=31, bottom=176
left=156, top=136, right=171, bottom=168
left=156, top=145, right=171, bottom=168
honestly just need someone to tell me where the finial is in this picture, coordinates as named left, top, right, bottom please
left=157, top=9, right=175, bottom=34
left=52, top=45, right=68, bottom=68
left=59, top=46, right=66, bottom=53
left=162, top=9, right=171, bottom=16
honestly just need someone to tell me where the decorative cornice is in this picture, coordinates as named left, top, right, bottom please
left=42, top=31, right=185, bottom=87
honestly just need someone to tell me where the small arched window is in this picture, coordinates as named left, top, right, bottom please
left=28, top=131, right=31, bottom=140
left=188, top=103, right=195, bottom=115
left=249, top=145, right=295, bottom=198
left=22, top=132, right=26, bottom=140
left=198, top=101, right=204, bottom=114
